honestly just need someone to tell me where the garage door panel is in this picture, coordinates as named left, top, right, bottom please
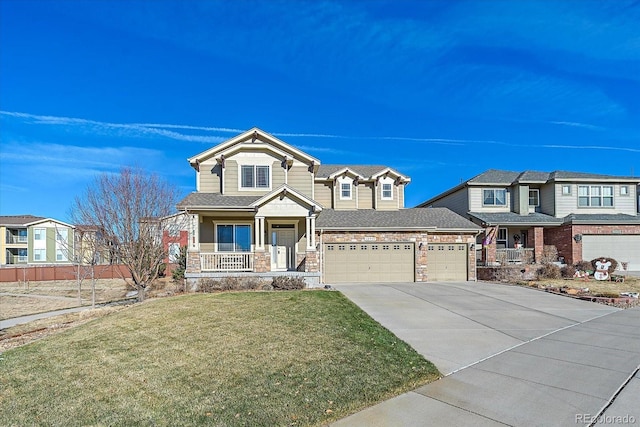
left=427, top=244, right=468, bottom=281
left=324, top=242, right=414, bottom=283
left=582, top=235, right=640, bottom=270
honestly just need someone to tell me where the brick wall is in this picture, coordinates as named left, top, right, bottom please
left=545, top=224, right=640, bottom=265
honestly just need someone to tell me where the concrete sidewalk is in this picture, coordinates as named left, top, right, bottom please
left=0, top=306, right=93, bottom=330
left=332, top=282, right=639, bottom=426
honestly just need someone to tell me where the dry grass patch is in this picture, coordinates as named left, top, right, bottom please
left=0, top=291, right=439, bottom=426
left=0, top=295, right=81, bottom=320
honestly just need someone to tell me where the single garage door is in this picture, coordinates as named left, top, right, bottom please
left=427, top=243, right=468, bottom=281
left=323, top=242, right=414, bottom=283
left=582, top=235, right=640, bottom=271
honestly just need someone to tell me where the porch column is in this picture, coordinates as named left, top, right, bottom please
left=531, top=226, right=544, bottom=263
left=483, top=226, right=497, bottom=265
left=255, top=216, right=265, bottom=250
left=188, top=213, right=200, bottom=252
left=306, top=216, right=316, bottom=250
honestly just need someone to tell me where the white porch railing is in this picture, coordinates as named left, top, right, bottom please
left=497, top=248, right=534, bottom=264
left=200, top=252, right=254, bottom=272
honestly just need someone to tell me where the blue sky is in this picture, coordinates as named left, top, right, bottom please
left=1, top=0, right=639, bottom=221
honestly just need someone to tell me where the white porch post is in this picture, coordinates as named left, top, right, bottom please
left=255, top=216, right=265, bottom=250
left=306, top=215, right=316, bottom=250
left=189, top=213, right=200, bottom=251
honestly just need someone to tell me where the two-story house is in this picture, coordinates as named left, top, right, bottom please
left=417, top=170, right=640, bottom=271
left=177, top=128, right=481, bottom=285
left=1, top=215, right=75, bottom=265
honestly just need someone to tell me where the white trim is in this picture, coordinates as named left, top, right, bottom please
left=268, top=220, right=298, bottom=271
left=238, top=164, right=272, bottom=192
left=214, top=221, right=254, bottom=252
left=337, top=176, right=353, bottom=200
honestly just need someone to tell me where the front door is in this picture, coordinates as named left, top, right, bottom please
left=272, top=228, right=295, bottom=270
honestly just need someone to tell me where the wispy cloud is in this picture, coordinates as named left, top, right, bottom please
left=542, top=144, right=640, bottom=153
left=549, top=121, right=604, bottom=131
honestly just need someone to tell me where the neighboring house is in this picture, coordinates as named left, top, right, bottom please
left=160, top=212, right=190, bottom=276
left=0, top=215, right=75, bottom=265
left=74, top=224, right=116, bottom=265
left=177, top=128, right=481, bottom=285
left=417, top=170, right=640, bottom=271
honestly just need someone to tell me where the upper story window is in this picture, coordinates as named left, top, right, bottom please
left=578, top=185, right=613, bottom=207
left=562, top=185, right=572, bottom=195
left=620, top=185, right=629, bottom=196
left=340, top=183, right=351, bottom=200
left=382, top=183, right=393, bottom=200
left=529, top=189, right=540, bottom=207
left=483, top=189, right=507, bottom=206
left=56, top=229, right=68, bottom=243
left=34, top=228, right=45, bottom=241
left=241, top=165, right=270, bottom=189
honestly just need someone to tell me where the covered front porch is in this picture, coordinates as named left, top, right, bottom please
left=180, top=185, right=321, bottom=281
left=480, top=225, right=544, bottom=266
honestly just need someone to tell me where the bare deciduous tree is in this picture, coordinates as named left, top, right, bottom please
left=71, top=167, right=180, bottom=302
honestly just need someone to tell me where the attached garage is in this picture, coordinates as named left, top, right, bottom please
left=582, top=235, right=640, bottom=271
left=427, top=243, right=468, bottom=281
left=323, top=242, right=414, bottom=283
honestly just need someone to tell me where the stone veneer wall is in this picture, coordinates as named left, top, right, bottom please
left=186, top=251, right=201, bottom=274
left=545, top=224, right=640, bottom=265
left=253, top=251, right=271, bottom=273
left=319, top=231, right=476, bottom=282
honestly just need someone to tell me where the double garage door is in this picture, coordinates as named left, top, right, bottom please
left=324, top=242, right=414, bottom=283
left=323, top=242, right=468, bottom=283
left=582, top=235, right=640, bottom=271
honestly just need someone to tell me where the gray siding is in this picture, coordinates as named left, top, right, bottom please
left=540, top=183, right=555, bottom=216
left=429, top=188, right=469, bottom=217
left=554, top=183, right=637, bottom=217
left=469, top=187, right=511, bottom=212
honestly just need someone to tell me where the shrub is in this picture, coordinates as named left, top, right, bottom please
left=560, top=265, right=576, bottom=278
left=541, top=245, right=558, bottom=263
left=271, top=276, right=306, bottom=290
left=171, top=246, right=188, bottom=281
left=574, top=260, right=592, bottom=273
left=590, top=257, right=618, bottom=274
left=537, top=263, right=561, bottom=279
left=197, top=277, right=266, bottom=293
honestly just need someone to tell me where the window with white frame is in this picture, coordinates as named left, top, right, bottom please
left=528, top=189, right=540, bottom=207
left=56, top=248, right=68, bottom=261
left=34, top=248, right=46, bottom=261
left=216, top=224, right=251, bottom=252
left=341, top=183, right=351, bottom=199
left=382, top=183, right=393, bottom=200
left=56, top=229, right=68, bottom=243
left=483, top=189, right=507, bottom=206
left=240, top=165, right=270, bottom=189
left=34, top=228, right=45, bottom=241
left=578, top=185, right=613, bottom=207
left=620, top=185, right=629, bottom=196
left=562, top=185, right=572, bottom=195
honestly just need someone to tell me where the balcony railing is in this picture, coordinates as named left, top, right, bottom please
left=6, top=254, right=28, bottom=264
left=200, top=252, right=254, bottom=272
left=6, top=235, right=28, bottom=244
left=497, top=248, right=534, bottom=265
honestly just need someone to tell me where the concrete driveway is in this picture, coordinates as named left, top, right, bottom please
left=333, top=282, right=640, bottom=426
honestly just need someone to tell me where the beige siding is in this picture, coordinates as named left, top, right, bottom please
left=223, top=160, right=239, bottom=195
left=288, top=165, right=313, bottom=197
left=399, top=185, right=405, bottom=208
left=357, top=183, right=374, bottom=209
left=429, top=188, right=469, bottom=216
left=272, top=160, right=286, bottom=188
left=198, top=160, right=222, bottom=193
left=314, top=182, right=333, bottom=208
left=335, top=186, right=358, bottom=210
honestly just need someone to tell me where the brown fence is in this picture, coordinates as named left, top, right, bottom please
left=0, top=264, right=131, bottom=282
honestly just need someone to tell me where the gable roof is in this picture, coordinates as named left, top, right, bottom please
left=316, top=208, right=481, bottom=231
left=317, top=165, right=410, bottom=182
left=188, top=128, right=320, bottom=170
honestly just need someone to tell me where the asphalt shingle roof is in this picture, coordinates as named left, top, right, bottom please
left=468, top=169, right=640, bottom=186
left=468, top=212, right=563, bottom=226
left=316, top=208, right=481, bottom=230
left=563, top=213, right=640, bottom=224
left=0, top=215, right=45, bottom=226
left=177, top=193, right=261, bottom=209
left=316, top=165, right=403, bottom=179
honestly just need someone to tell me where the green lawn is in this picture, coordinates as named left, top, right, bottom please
left=0, top=290, right=439, bottom=426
